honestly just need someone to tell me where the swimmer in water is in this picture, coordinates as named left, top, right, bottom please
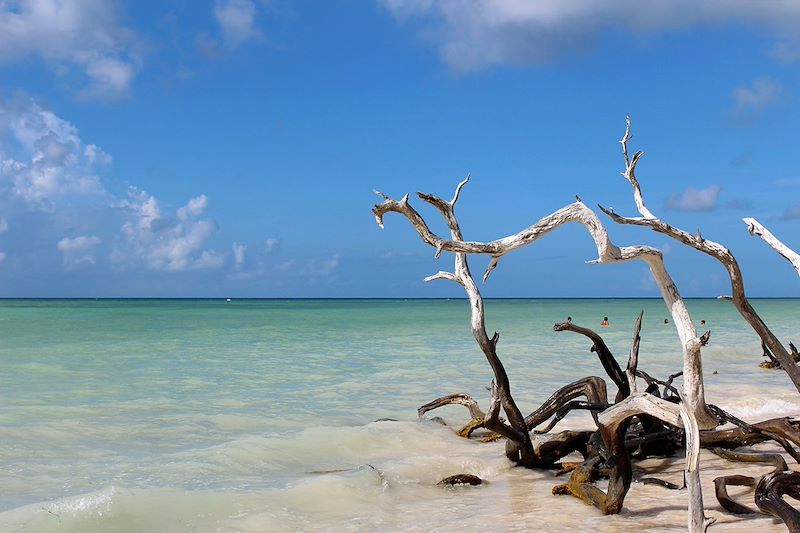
left=601, top=316, right=609, bottom=327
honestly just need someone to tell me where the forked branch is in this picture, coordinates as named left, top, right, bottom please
left=602, top=118, right=800, bottom=394
left=374, top=191, right=715, bottom=428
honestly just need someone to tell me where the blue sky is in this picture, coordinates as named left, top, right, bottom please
left=1, top=0, right=799, bottom=298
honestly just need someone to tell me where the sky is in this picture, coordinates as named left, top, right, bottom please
left=0, top=0, right=799, bottom=298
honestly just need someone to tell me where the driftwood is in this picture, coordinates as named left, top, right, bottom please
left=553, top=321, right=630, bottom=401
left=438, top=474, right=484, bottom=486
left=756, top=471, right=800, bottom=531
left=710, top=447, right=800, bottom=530
left=373, top=117, right=800, bottom=531
left=626, top=310, right=644, bottom=393
left=374, top=188, right=715, bottom=428
left=744, top=218, right=800, bottom=277
left=600, top=117, right=800, bottom=393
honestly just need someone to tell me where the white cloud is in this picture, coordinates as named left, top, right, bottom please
left=57, top=234, right=100, bottom=267
left=664, top=185, right=721, bottom=212
left=79, top=57, right=136, bottom=101
left=0, top=95, right=107, bottom=210
left=277, top=254, right=340, bottom=278
left=380, top=0, right=800, bottom=71
left=177, top=194, right=208, bottom=220
left=0, top=0, right=139, bottom=99
left=769, top=39, right=800, bottom=64
left=264, top=237, right=279, bottom=252
left=116, top=189, right=224, bottom=272
left=232, top=241, right=246, bottom=266
left=214, top=0, right=261, bottom=48
left=733, top=77, right=783, bottom=113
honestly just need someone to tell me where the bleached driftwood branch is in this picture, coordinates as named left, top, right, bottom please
left=743, top=217, right=800, bottom=277
left=373, top=192, right=717, bottom=429
left=601, top=118, right=800, bottom=394
left=593, top=392, right=713, bottom=532
left=626, top=310, right=644, bottom=393
left=410, top=178, right=539, bottom=466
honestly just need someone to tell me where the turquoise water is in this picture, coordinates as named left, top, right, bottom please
left=1, top=298, right=799, bottom=532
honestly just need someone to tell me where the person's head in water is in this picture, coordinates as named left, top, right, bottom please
left=567, top=316, right=572, bottom=323
left=601, top=316, right=609, bottom=326
left=700, top=319, right=706, bottom=325
left=664, top=318, right=669, bottom=324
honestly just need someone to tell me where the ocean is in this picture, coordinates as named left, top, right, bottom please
left=0, top=298, right=798, bottom=532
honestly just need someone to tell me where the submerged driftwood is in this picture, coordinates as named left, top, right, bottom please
left=372, top=117, right=800, bottom=532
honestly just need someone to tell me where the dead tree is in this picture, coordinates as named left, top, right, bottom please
left=371, top=118, right=800, bottom=531
left=600, top=117, right=800, bottom=392
left=373, top=182, right=716, bottom=528
left=376, top=180, right=540, bottom=465
left=374, top=189, right=716, bottom=428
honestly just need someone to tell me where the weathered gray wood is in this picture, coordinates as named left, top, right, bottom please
left=594, top=392, right=712, bottom=532
left=374, top=191, right=715, bottom=428
left=601, top=118, right=800, bottom=395
left=626, top=311, right=644, bottom=393
left=416, top=179, right=538, bottom=466
left=418, top=393, right=485, bottom=420
left=744, top=217, right=800, bottom=276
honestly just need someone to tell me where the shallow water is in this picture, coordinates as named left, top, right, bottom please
left=0, top=298, right=798, bottom=531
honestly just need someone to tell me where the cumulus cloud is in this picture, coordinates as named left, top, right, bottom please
left=214, top=0, right=261, bottom=48
left=733, top=77, right=783, bottom=114
left=57, top=234, right=100, bottom=267
left=0, top=0, right=139, bottom=99
left=770, top=39, right=800, bottom=64
left=177, top=194, right=208, bottom=220
left=264, top=237, right=279, bottom=252
left=115, top=189, right=224, bottom=272
left=278, top=254, right=340, bottom=278
left=664, top=185, right=721, bottom=212
left=380, top=0, right=800, bottom=71
left=198, top=0, right=262, bottom=56
left=232, top=241, right=246, bottom=266
left=0, top=94, right=108, bottom=210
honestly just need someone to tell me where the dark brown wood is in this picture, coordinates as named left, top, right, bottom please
left=531, top=400, right=610, bottom=435
left=711, top=447, right=788, bottom=474
left=524, top=376, right=609, bottom=430
left=553, top=321, right=630, bottom=401
left=755, top=471, right=800, bottom=532
left=438, top=474, right=483, bottom=486
left=714, top=475, right=757, bottom=515
left=704, top=406, right=800, bottom=463
left=418, top=392, right=485, bottom=420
